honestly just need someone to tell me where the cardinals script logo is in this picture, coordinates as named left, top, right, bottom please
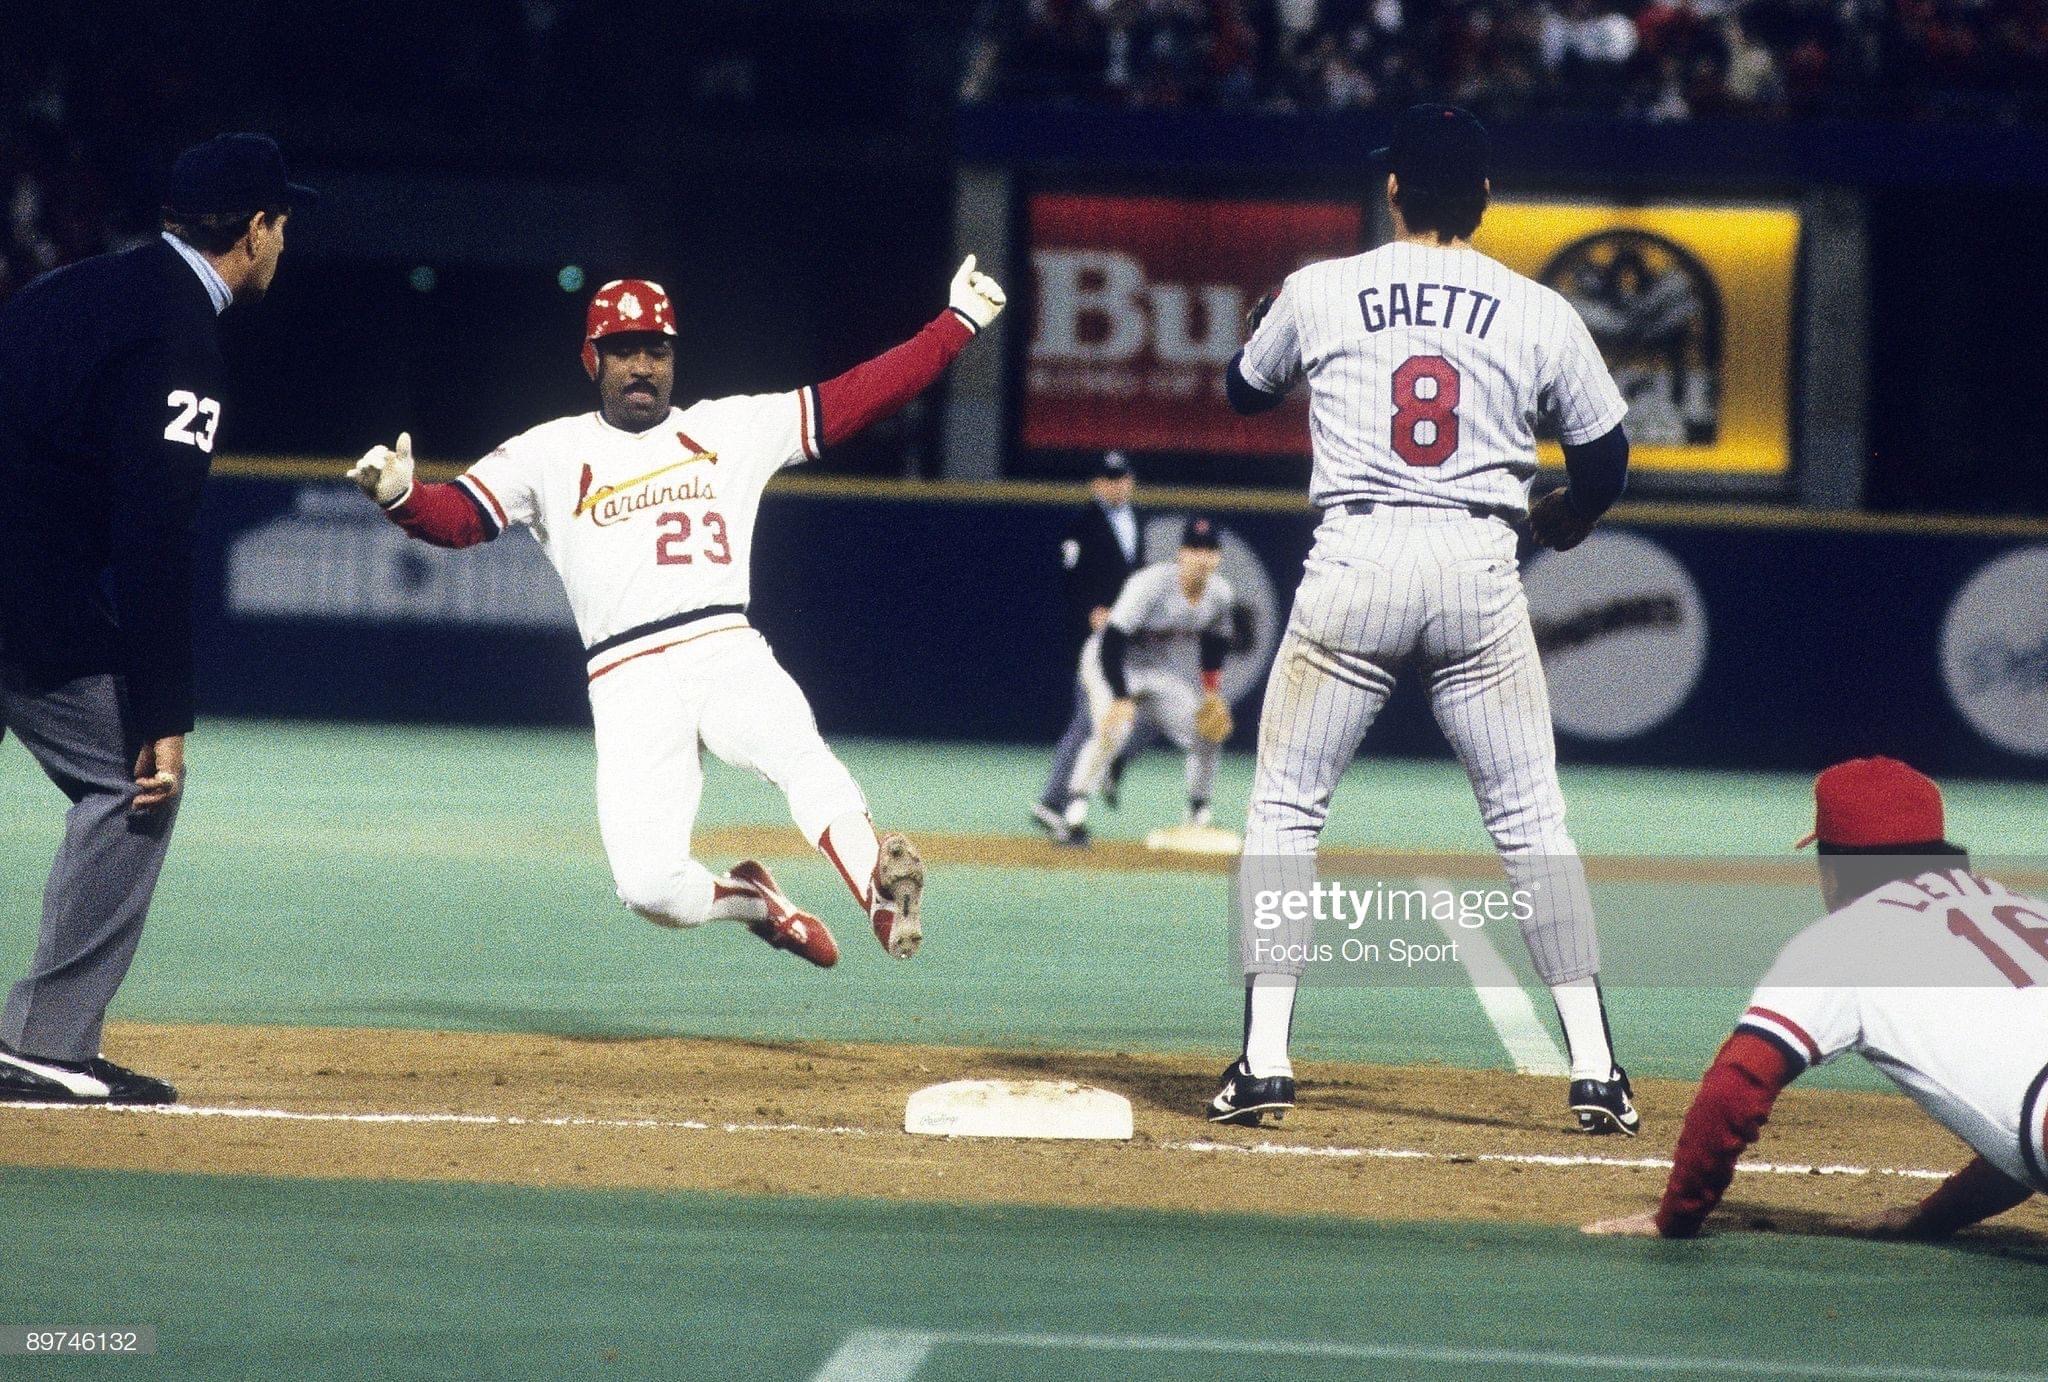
left=575, top=433, right=719, bottom=527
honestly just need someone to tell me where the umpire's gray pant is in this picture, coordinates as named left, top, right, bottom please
left=1, top=662, right=176, bottom=1062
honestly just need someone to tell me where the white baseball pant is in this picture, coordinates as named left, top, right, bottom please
left=1245, top=506, right=1598, bottom=985
left=588, top=628, right=868, bottom=928
left=1069, top=648, right=1219, bottom=807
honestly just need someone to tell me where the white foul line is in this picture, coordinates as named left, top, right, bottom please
left=0, top=1099, right=1950, bottom=1181
left=810, top=1330, right=935, bottom=1382
left=812, top=1329, right=2038, bottom=1382
left=1420, top=873, right=1571, bottom=1077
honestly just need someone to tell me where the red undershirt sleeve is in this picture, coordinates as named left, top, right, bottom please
left=812, top=310, right=975, bottom=451
left=1655, top=1031, right=1798, bottom=1237
left=384, top=481, right=493, bottom=549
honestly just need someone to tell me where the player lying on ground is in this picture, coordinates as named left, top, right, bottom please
left=1051, top=516, right=1237, bottom=846
left=346, top=261, right=1006, bottom=967
left=1586, top=757, right=2048, bottom=1239
left=1207, top=102, right=1636, bottom=1133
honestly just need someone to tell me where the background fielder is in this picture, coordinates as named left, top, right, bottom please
left=1209, top=103, right=1637, bottom=1133
left=1059, top=515, right=1237, bottom=844
left=1589, top=758, right=2048, bottom=1240
left=349, top=260, right=1006, bottom=968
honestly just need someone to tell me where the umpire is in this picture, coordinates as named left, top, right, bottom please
left=0, top=134, right=314, bottom=1104
left=1031, top=451, right=1143, bottom=845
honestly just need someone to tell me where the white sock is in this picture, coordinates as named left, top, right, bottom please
left=708, top=878, right=769, bottom=924
left=1243, top=977, right=1297, bottom=1078
left=1553, top=977, right=1615, bottom=1081
left=1064, top=797, right=1089, bottom=828
left=820, top=811, right=882, bottom=914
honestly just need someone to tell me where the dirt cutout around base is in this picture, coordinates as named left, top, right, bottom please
left=2, top=1022, right=2044, bottom=1249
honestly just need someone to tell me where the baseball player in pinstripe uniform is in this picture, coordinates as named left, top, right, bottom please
left=1059, top=515, right=1237, bottom=842
left=1208, top=104, right=1639, bottom=1134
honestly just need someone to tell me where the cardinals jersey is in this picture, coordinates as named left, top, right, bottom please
left=456, top=389, right=820, bottom=676
left=1737, top=868, right=2048, bottom=1191
left=1238, top=241, right=1626, bottom=515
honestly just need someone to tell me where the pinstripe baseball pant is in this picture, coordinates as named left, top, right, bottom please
left=1244, top=505, right=1599, bottom=985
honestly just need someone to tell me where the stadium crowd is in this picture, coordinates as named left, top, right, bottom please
left=967, top=0, right=2048, bottom=122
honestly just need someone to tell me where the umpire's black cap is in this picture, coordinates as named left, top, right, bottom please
left=1095, top=450, right=1132, bottom=480
left=1180, top=514, right=1223, bottom=550
left=165, top=133, right=320, bottom=216
left=1373, top=103, right=1490, bottom=192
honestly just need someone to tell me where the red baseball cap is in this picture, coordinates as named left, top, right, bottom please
left=1795, top=756, right=1945, bottom=850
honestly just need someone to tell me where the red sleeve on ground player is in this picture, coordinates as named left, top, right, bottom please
left=813, top=310, right=974, bottom=450
left=384, top=482, right=491, bottom=549
left=1655, top=1032, right=1797, bottom=1238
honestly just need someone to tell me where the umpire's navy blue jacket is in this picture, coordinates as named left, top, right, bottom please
left=1059, top=500, right=1144, bottom=654
left=0, top=238, right=224, bottom=742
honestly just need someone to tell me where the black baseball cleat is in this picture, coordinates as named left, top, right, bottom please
left=0, top=1043, right=177, bottom=1106
left=1206, top=1059, right=1295, bottom=1126
left=1570, top=1066, right=1640, bottom=1136
left=1030, top=803, right=1074, bottom=845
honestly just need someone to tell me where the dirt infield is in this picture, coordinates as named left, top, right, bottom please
left=3, top=1022, right=2044, bottom=1246
left=695, top=827, right=2048, bottom=890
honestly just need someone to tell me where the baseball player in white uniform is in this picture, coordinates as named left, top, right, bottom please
left=1589, top=757, right=2048, bottom=1240
left=1060, top=515, right=1238, bottom=841
left=346, top=260, right=1006, bottom=968
left=1209, top=104, right=1638, bottom=1132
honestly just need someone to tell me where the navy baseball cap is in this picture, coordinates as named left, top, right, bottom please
left=1373, top=103, right=1490, bottom=192
left=1095, top=450, right=1132, bottom=479
left=1180, top=514, right=1222, bottom=550
left=165, top=133, right=319, bottom=216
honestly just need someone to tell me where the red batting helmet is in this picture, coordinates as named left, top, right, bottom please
left=581, top=279, right=677, bottom=379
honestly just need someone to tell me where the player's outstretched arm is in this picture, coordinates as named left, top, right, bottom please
left=345, top=432, right=494, bottom=549
left=1840, top=1156, right=2034, bottom=1240
left=805, top=256, right=1005, bottom=456
left=1584, top=1030, right=1795, bottom=1238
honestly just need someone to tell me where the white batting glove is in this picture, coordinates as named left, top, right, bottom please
left=948, top=254, right=1006, bottom=331
left=347, top=431, right=415, bottom=508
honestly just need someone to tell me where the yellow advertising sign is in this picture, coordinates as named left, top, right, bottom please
left=1473, top=201, right=1800, bottom=480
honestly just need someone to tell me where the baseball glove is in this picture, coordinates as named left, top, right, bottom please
left=1196, top=693, right=1234, bottom=744
left=1528, top=489, right=1597, bottom=552
left=1244, top=289, right=1277, bottom=341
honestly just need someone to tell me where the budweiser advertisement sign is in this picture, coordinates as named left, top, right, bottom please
left=1023, top=193, right=1361, bottom=457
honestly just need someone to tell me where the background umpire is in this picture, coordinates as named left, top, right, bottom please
left=0, top=134, right=313, bottom=1105
left=1032, top=451, right=1143, bottom=844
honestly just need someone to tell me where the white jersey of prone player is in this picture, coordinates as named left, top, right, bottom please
left=1238, top=240, right=1626, bottom=514
left=1086, top=561, right=1236, bottom=692
left=1738, top=868, right=2048, bottom=1192
left=454, top=388, right=820, bottom=675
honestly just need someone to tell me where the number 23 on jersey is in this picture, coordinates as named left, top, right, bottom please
left=654, top=510, right=733, bottom=566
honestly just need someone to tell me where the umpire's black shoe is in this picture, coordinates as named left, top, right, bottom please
left=1570, top=1066, right=1639, bottom=1136
left=1206, top=1059, right=1295, bottom=1126
left=0, top=1043, right=177, bottom=1105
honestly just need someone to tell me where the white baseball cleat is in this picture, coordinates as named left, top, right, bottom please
left=871, top=833, right=924, bottom=959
